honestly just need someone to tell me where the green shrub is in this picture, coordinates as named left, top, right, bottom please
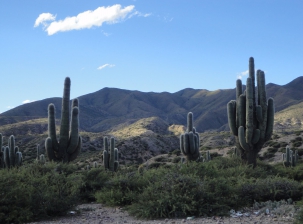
left=267, top=147, right=278, bottom=153
left=293, top=141, right=302, bottom=147
left=171, top=149, right=181, bottom=156
left=80, top=168, right=112, bottom=202
left=172, top=157, right=181, bottom=163
left=155, top=156, right=167, bottom=162
left=0, top=162, right=83, bottom=223
left=239, top=177, right=303, bottom=203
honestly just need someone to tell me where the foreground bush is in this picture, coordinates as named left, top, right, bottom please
left=95, top=157, right=303, bottom=219
left=0, top=162, right=82, bottom=223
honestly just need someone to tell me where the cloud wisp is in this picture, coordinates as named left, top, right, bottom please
left=97, top=64, right=115, bottom=70
left=237, top=70, right=249, bottom=80
left=34, top=4, right=136, bottom=35
left=22, top=100, right=36, bottom=104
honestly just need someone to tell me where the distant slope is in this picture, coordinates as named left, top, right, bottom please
left=1, top=76, right=302, bottom=133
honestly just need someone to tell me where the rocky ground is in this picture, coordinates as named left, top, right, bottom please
left=29, top=203, right=297, bottom=224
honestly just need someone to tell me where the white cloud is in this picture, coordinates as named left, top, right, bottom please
left=34, top=13, right=56, bottom=28
left=6, top=106, right=12, bottom=109
left=237, top=70, right=249, bottom=79
left=97, top=64, right=115, bottom=70
left=35, top=4, right=135, bottom=35
left=22, top=100, right=36, bottom=104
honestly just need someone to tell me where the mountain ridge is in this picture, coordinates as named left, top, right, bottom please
left=1, top=76, right=302, bottom=133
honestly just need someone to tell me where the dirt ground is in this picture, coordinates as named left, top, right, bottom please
left=29, top=203, right=297, bottom=224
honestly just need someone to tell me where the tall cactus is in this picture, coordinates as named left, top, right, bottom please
left=227, top=57, right=275, bottom=167
left=180, top=112, right=201, bottom=161
left=103, top=136, right=119, bottom=171
left=3, top=135, right=22, bottom=168
left=45, top=77, right=82, bottom=163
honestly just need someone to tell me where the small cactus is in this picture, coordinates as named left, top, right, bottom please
left=3, top=135, right=22, bottom=168
left=204, top=151, right=211, bottom=162
left=36, top=144, right=46, bottom=164
left=93, top=161, right=98, bottom=168
left=282, top=145, right=298, bottom=167
left=103, top=136, right=119, bottom=171
left=180, top=112, right=201, bottom=161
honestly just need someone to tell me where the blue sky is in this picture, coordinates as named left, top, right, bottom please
left=0, top=0, right=302, bottom=113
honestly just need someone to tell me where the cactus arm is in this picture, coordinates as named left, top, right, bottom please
left=68, top=136, right=82, bottom=162
left=4, top=146, right=10, bottom=168
left=67, top=106, right=79, bottom=154
left=9, top=136, right=15, bottom=167
left=109, top=137, right=115, bottom=171
left=103, top=150, right=108, bottom=169
left=238, top=94, right=246, bottom=128
left=59, top=77, right=71, bottom=151
left=265, top=98, right=274, bottom=141
left=257, top=71, right=268, bottom=139
left=187, top=112, right=193, bottom=132
left=114, top=148, right=118, bottom=161
left=252, top=129, right=260, bottom=144
left=15, top=151, right=22, bottom=166
left=236, top=79, right=242, bottom=98
left=227, top=100, right=237, bottom=136
left=45, top=137, right=57, bottom=161
left=180, top=134, right=185, bottom=154
left=48, top=104, right=59, bottom=151
left=238, top=126, right=250, bottom=151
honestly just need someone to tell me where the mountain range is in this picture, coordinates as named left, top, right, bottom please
left=1, top=76, right=302, bottom=133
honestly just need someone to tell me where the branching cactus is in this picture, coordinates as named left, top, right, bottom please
left=282, top=146, right=298, bottom=167
left=3, top=135, right=23, bottom=168
left=45, top=77, right=82, bottom=163
left=103, top=136, right=119, bottom=171
left=227, top=57, right=275, bottom=167
left=180, top=112, right=201, bottom=161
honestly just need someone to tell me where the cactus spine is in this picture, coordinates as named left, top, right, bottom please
left=45, top=77, right=82, bottom=163
left=103, top=136, right=119, bottom=171
left=227, top=57, right=275, bottom=167
left=180, top=112, right=201, bottom=161
left=3, top=135, right=22, bottom=168
left=282, top=145, right=298, bottom=167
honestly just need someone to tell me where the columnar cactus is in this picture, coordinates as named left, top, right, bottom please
left=282, top=145, right=298, bottom=167
left=227, top=57, right=275, bottom=167
left=103, top=136, right=119, bottom=171
left=45, top=77, right=82, bottom=163
left=180, top=112, right=201, bottom=161
left=3, top=135, right=22, bottom=168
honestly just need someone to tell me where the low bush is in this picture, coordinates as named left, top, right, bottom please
left=0, top=162, right=83, bottom=223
